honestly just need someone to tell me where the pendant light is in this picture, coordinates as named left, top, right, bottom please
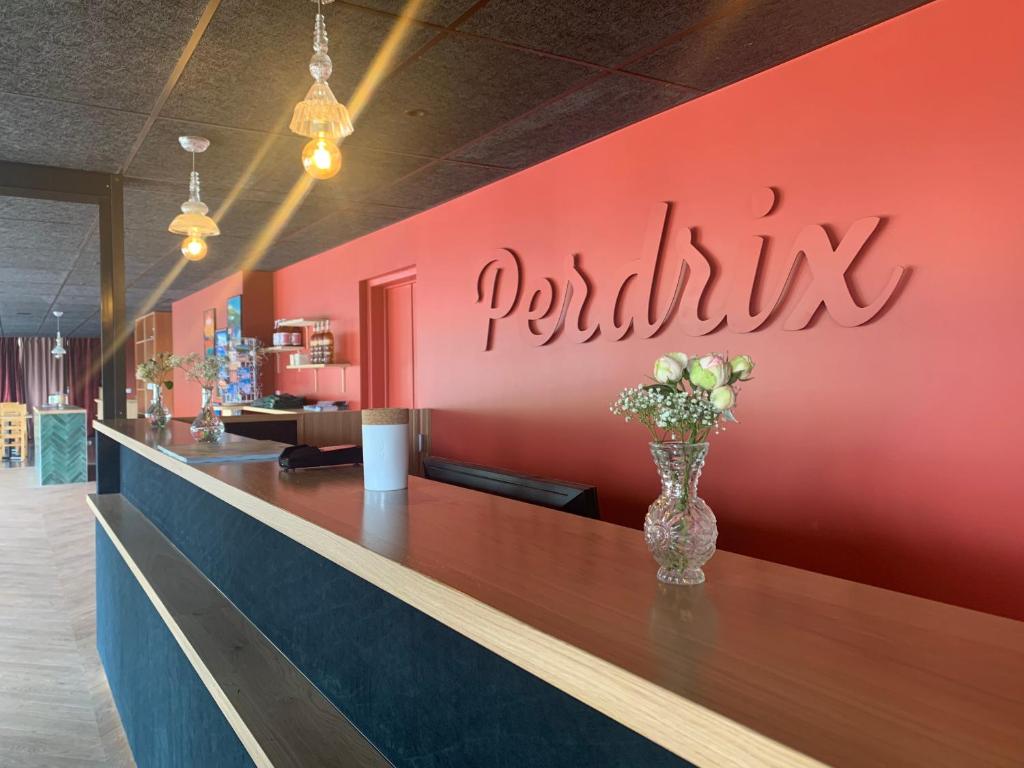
left=168, top=136, right=220, bottom=261
left=290, top=0, right=353, bottom=180
left=50, top=311, right=66, bottom=360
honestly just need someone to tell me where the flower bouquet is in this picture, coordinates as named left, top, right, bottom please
left=178, top=352, right=227, bottom=443
left=611, top=353, right=756, bottom=585
left=136, top=352, right=180, bottom=428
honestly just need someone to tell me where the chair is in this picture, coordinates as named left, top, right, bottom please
left=0, top=402, right=28, bottom=461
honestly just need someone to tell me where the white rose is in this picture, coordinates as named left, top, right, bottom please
left=666, top=352, right=689, bottom=368
left=710, top=385, right=737, bottom=411
left=730, top=355, right=755, bottom=382
left=653, top=355, right=684, bottom=385
left=689, top=354, right=730, bottom=390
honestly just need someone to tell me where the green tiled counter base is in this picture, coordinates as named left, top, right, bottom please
left=35, top=411, right=87, bottom=485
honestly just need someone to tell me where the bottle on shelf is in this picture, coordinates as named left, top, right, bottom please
left=322, top=321, right=334, bottom=365
left=311, top=321, right=324, bottom=364
left=308, top=323, right=318, bottom=364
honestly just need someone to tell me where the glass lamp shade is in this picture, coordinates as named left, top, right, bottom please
left=301, top=136, right=342, bottom=179
left=168, top=209, right=220, bottom=238
left=51, top=338, right=66, bottom=359
left=290, top=82, right=353, bottom=140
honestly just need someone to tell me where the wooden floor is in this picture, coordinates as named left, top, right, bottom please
left=0, top=464, right=135, bottom=767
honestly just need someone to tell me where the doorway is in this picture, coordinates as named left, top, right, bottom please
left=361, top=267, right=416, bottom=409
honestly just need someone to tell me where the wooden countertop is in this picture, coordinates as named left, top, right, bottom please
left=93, top=419, right=1024, bottom=768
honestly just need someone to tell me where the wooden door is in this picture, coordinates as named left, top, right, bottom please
left=383, top=280, right=415, bottom=408
left=361, top=267, right=416, bottom=409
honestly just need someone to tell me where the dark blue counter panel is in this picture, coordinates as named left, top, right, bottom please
left=96, top=523, right=255, bottom=768
left=117, top=446, right=691, bottom=768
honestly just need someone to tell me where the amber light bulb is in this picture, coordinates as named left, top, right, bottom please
left=181, top=233, right=208, bottom=261
left=302, top=135, right=342, bottom=180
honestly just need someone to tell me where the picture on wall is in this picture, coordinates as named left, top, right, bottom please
left=214, top=328, right=229, bottom=399
left=203, top=308, right=216, bottom=357
left=226, top=294, right=242, bottom=343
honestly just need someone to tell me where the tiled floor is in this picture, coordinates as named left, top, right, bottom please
left=0, top=464, right=134, bottom=767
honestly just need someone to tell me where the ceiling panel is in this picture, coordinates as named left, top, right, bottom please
left=62, top=268, right=101, bottom=288
left=0, top=92, right=147, bottom=173
left=625, top=0, right=931, bottom=90
left=0, top=218, right=90, bottom=266
left=347, top=33, right=598, bottom=158
left=55, top=285, right=100, bottom=303
left=0, top=0, right=207, bottom=112
left=126, top=118, right=287, bottom=193
left=451, top=73, right=699, bottom=168
left=368, top=159, right=508, bottom=210
left=160, top=1, right=436, bottom=134
left=280, top=202, right=415, bottom=253
left=0, top=266, right=66, bottom=286
left=460, top=0, right=724, bottom=67
left=348, top=0, right=479, bottom=27
left=0, top=197, right=98, bottom=226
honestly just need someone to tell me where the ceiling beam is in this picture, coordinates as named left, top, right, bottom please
left=0, top=160, right=126, bottom=418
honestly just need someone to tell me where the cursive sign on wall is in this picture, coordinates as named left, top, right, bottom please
left=475, top=188, right=906, bottom=350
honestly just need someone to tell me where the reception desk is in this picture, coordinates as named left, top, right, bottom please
left=91, top=419, right=1024, bottom=767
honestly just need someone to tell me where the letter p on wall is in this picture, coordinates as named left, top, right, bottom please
left=476, top=249, right=521, bottom=351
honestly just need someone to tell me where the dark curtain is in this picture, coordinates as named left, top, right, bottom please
left=65, top=337, right=101, bottom=436
left=21, top=337, right=65, bottom=428
left=0, top=337, right=25, bottom=403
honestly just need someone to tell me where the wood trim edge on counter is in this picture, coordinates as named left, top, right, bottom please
left=92, top=420, right=821, bottom=768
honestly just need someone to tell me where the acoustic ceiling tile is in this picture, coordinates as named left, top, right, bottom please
left=451, top=73, right=699, bottom=169
left=0, top=93, right=146, bottom=173
left=282, top=202, right=414, bottom=250
left=0, top=218, right=88, bottom=253
left=0, top=267, right=66, bottom=286
left=459, top=0, right=722, bottom=67
left=347, top=32, right=597, bottom=158
left=0, top=0, right=207, bottom=112
left=126, top=119, right=283, bottom=193
left=56, top=284, right=100, bottom=300
left=347, top=0, right=480, bottom=26
left=63, top=269, right=102, bottom=287
left=126, top=229, right=181, bottom=265
left=625, top=0, right=930, bottom=91
left=0, top=197, right=97, bottom=226
left=369, top=159, right=507, bottom=210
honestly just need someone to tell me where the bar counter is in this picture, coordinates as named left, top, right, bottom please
left=92, top=419, right=1024, bottom=767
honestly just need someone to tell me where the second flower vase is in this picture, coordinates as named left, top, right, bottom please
left=190, top=387, right=225, bottom=443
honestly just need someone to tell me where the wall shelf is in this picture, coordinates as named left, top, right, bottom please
left=274, top=318, right=326, bottom=328
left=285, top=363, right=349, bottom=391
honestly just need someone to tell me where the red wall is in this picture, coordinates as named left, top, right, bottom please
left=270, top=0, right=1023, bottom=619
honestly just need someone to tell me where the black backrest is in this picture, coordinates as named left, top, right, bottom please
left=422, top=456, right=599, bottom=519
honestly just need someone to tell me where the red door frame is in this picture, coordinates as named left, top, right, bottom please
left=359, top=265, right=416, bottom=409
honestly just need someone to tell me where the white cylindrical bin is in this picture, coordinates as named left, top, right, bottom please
left=361, top=408, right=409, bottom=491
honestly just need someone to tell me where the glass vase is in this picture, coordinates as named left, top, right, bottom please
left=644, top=442, right=718, bottom=586
left=146, top=385, right=171, bottom=429
left=190, top=387, right=225, bottom=443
